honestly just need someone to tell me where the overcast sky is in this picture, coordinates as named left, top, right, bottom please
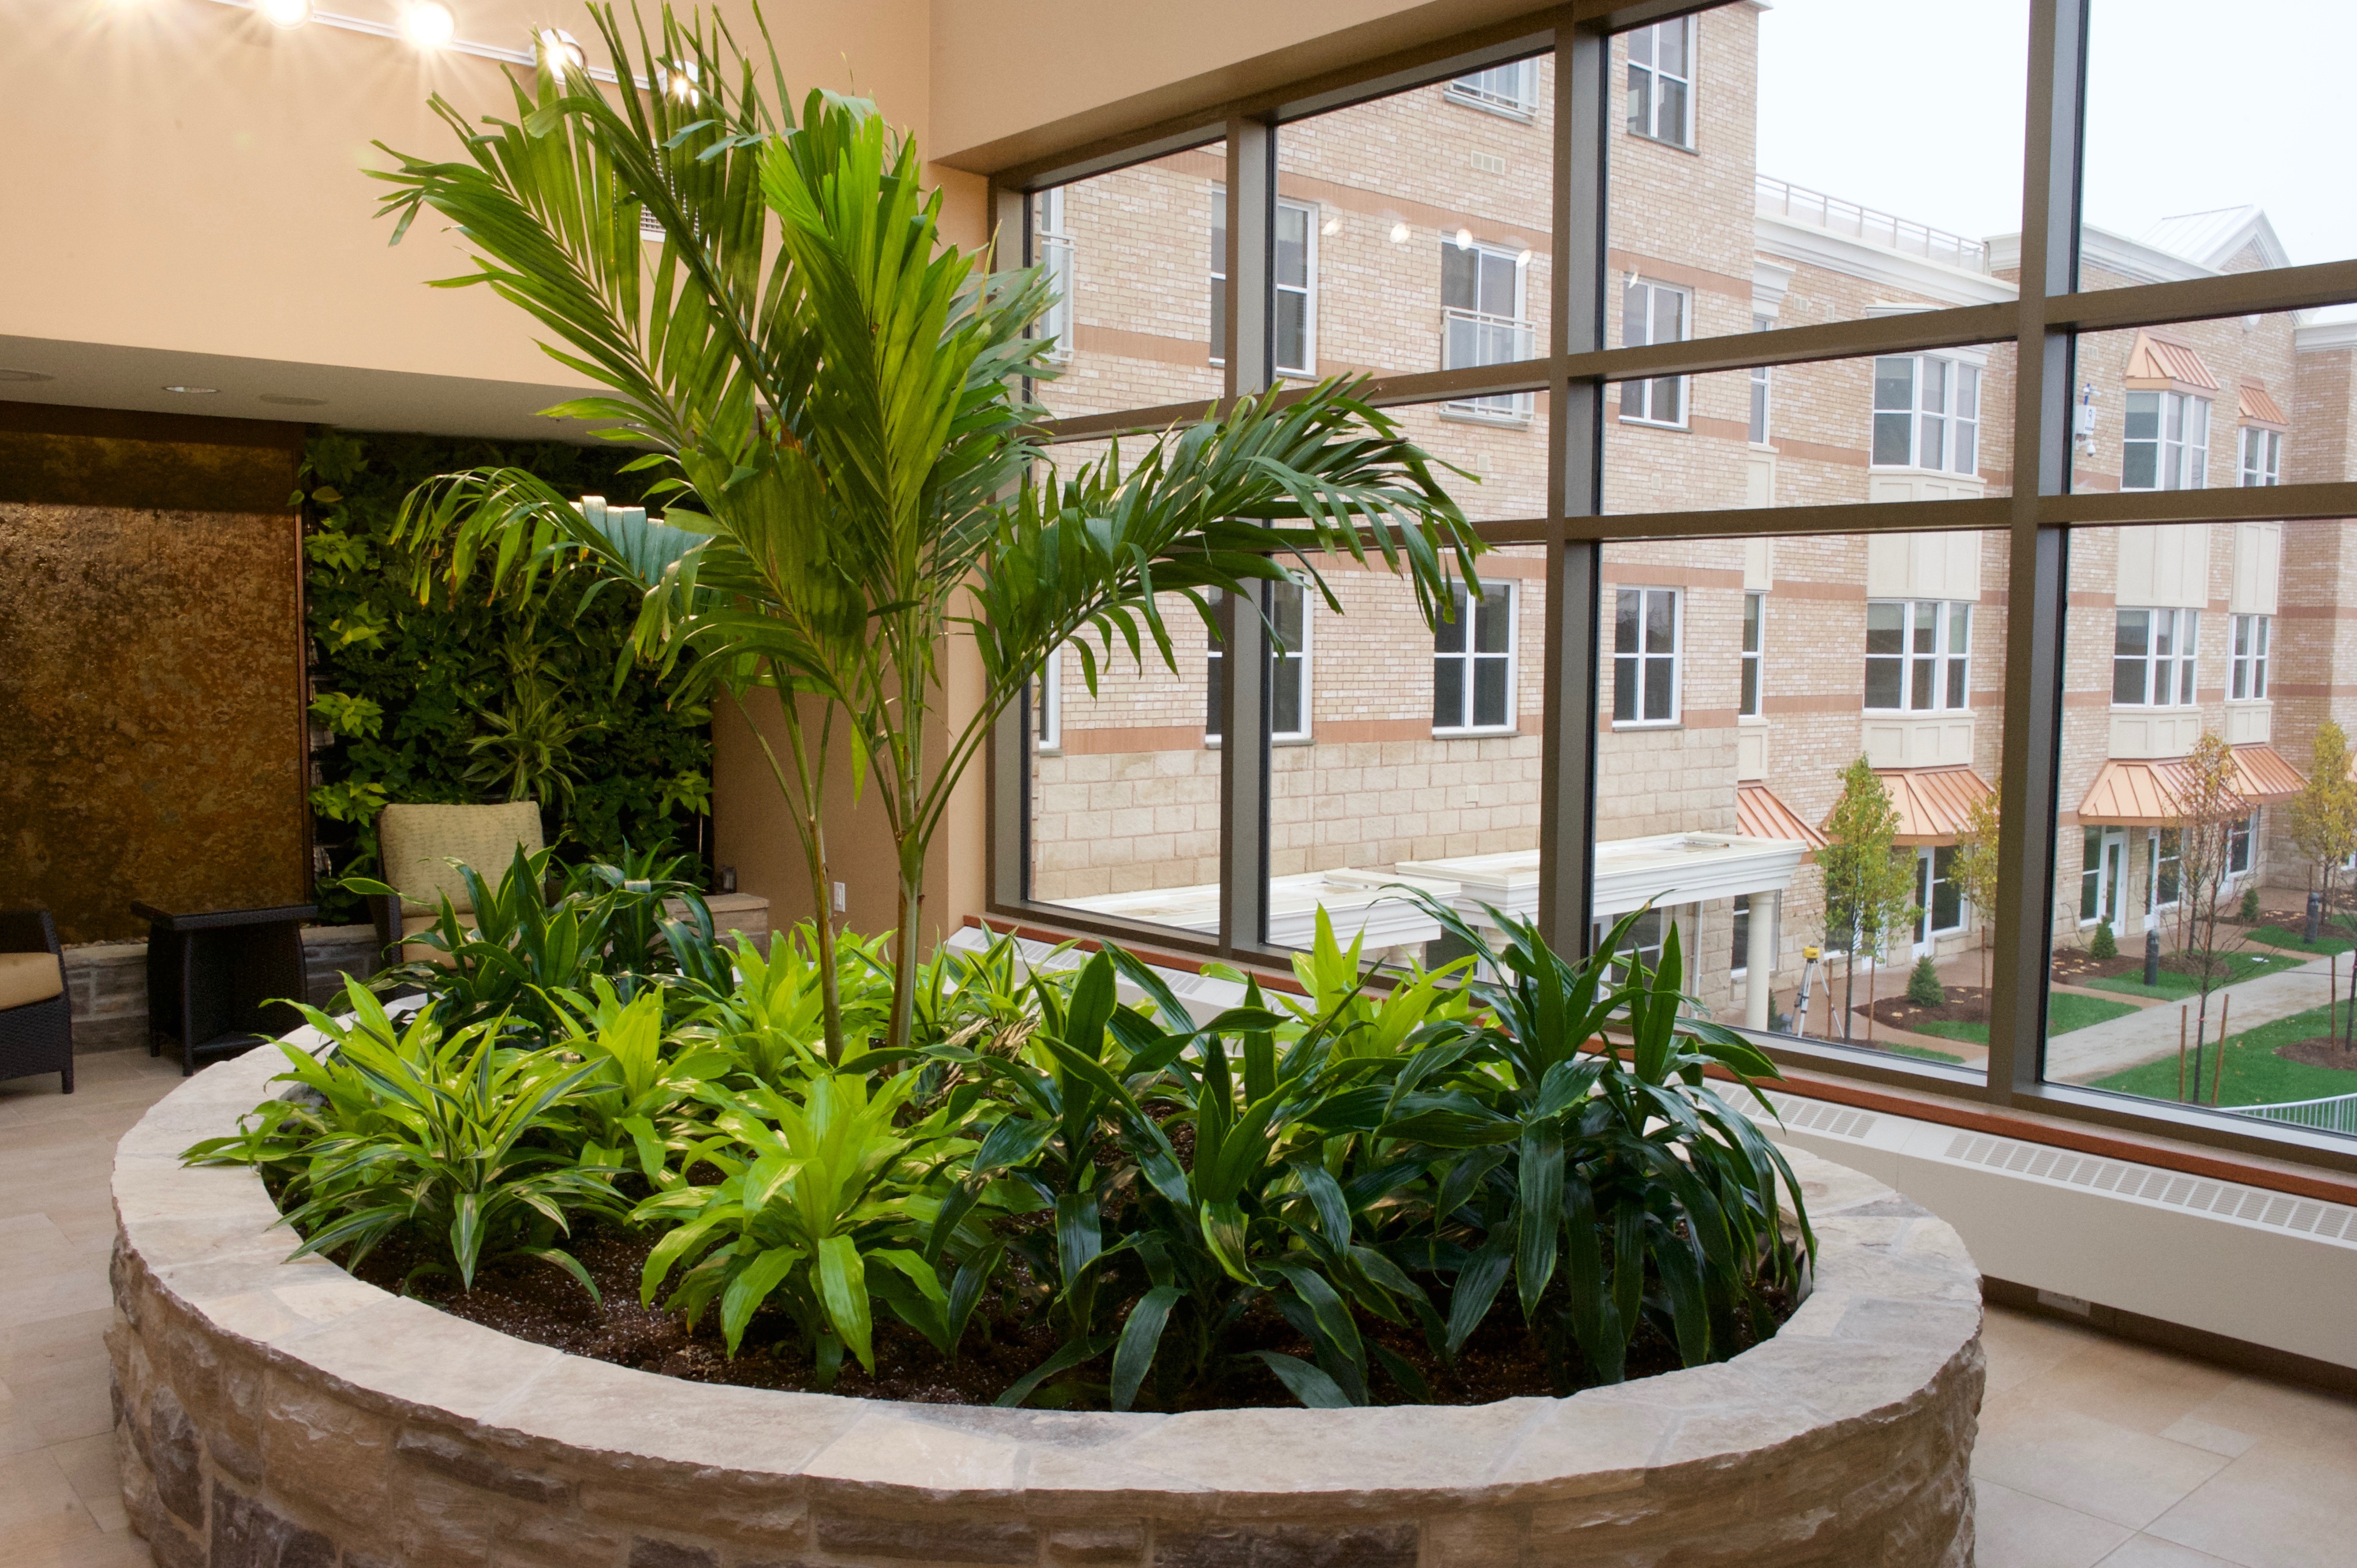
left=1755, top=0, right=2356, bottom=267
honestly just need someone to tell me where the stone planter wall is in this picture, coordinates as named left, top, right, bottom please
left=107, top=1039, right=1985, bottom=1568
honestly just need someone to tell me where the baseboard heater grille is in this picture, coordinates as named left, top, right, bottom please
left=1939, top=1132, right=2357, bottom=1245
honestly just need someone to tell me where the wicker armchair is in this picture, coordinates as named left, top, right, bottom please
left=368, top=801, right=545, bottom=966
left=0, top=909, right=74, bottom=1092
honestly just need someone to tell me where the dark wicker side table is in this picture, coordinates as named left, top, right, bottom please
left=132, top=901, right=316, bottom=1076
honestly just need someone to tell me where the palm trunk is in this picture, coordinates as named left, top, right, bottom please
left=734, top=687, right=847, bottom=1063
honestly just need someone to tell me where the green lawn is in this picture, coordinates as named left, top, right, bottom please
left=2090, top=1001, right=2357, bottom=1106
left=1905, top=990, right=2138, bottom=1049
left=2247, top=924, right=2357, bottom=956
left=1881, top=1041, right=1966, bottom=1064
left=2081, top=949, right=2302, bottom=1002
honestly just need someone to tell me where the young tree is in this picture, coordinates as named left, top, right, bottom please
left=2169, top=732, right=2248, bottom=1101
left=1950, top=783, right=2003, bottom=990
left=1820, top=759, right=1916, bottom=1043
left=2289, top=717, right=2357, bottom=933
left=378, top=13, right=1476, bottom=1061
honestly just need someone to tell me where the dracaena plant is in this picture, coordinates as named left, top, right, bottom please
left=371, top=2, right=1479, bottom=1069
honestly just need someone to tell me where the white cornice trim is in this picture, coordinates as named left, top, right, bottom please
left=1754, top=215, right=2017, bottom=309
left=2296, top=320, right=2357, bottom=354
left=1987, top=226, right=2218, bottom=287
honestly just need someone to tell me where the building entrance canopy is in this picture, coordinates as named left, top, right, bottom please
left=2077, top=744, right=2304, bottom=826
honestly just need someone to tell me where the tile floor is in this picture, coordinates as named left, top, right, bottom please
left=3, top=1050, right=2355, bottom=1567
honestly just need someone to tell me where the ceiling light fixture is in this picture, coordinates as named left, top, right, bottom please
left=0, top=368, right=56, bottom=383
left=259, top=394, right=328, bottom=406
left=162, top=385, right=220, bottom=395
left=656, top=57, right=701, bottom=102
left=537, top=28, right=585, bottom=70
left=401, top=2, right=455, bottom=50
left=257, top=0, right=311, bottom=28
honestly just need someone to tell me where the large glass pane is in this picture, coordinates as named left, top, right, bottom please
left=1263, top=545, right=1547, bottom=966
left=1029, top=143, right=1228, bottom=422
left=1611, top=2, right=2025, bottom=344
left=1275, top=54, right=1553, bottom=383
left=2049, top=521, right=2357, bottom=1141
left=1598, top=530, right=2007, bottom=1079
left=2081, top=1, right=2357, bottom=290
left=2071, top=306, right=2310, bottom=499
left=1603, top=343, right=2012, bottom=514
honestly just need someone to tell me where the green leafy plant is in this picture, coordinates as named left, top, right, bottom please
left=2090, top=919, right=2118, bottom=960
left=1906, top=956, right=1946, bottom=1009
left=375, top=8, right=1479, bottom=1071
left=2239, top=887, right=2262, bottom=923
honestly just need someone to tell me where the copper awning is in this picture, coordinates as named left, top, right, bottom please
left=2124, top=331, right=2220, bottom=392
left=1737, top=783, right=1826, bottom=852
left=2238, top=381, right=2288, bottom=428
left=2076, top=744, right=2306, bottom=826
left=1857, top=766, right=1996, bottom=845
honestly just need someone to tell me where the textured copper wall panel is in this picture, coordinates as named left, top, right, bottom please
left=1, top=500, right=306, bottom=943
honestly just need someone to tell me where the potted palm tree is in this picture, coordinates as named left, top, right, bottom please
left=375, top=5, right=1479, bottom=1062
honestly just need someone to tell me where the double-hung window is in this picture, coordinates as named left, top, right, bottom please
left=2113, top=608, right=2198, bottom=706
left=1032, top=650, right=1062, bottom=751
left=1864, top=600, right=1970, bottom=712
left=1618, top=279, right=1688, bottom=426
left=2123, top=391, right=2210, bottom=490
left=1625, top=17, right=1694, bottom=147
left=1748, top=315, right=1772, bottom=442
left=1612, top=587, right=1680, bottom=725
left=1731, top=893, right=1752, bottom=974
left=2240, top=425, right=2283, bottom=487
left=1032, top=187, right=1075, bottom=364
left=1872, top=355, right=1980, bottom=473
left=1446, top=59, right=1539, bottom=118
left=2230, top=613, right=2270, bottom=700
left=1205, top=582, right=1310, bottom=742
left=1739, top=591, right=1764, bottom=717
left=2152, top=829, right=2183, bottom=911
left=1434, top=581, right=1515, bottom=732
left=1209, top=194, right=1316, bottom=375
left=1442, top=241, right=1533, bottom=421
left=2229, top=812, right=2257, bottom=877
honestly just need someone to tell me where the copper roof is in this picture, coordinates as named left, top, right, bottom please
left=1737, top=783, right=1827, bottom=852
left=1851, top=766, right=1996, bottom=845
left=2123, top=331, right=2221, bottom=392
left=2238, top=381, right=2289, bottom=426
left=2075, top=744, right=2306, bottom=826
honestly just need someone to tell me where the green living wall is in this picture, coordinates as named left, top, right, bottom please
left=300, top=431, right=711, bottom=923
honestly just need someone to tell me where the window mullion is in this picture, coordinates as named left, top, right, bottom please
left=1216, top=116, right=1277, bottom=957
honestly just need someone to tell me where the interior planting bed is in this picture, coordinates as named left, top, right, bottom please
left=109, top=1030, right=1986, bottom=1568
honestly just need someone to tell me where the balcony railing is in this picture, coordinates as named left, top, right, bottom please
left=1754, top=175, right=1989, bottom=275
left=1442, top=307, right=1536, bottom=422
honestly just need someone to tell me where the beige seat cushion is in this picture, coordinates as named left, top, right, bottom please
left=0, top=950, right=65, bottom=1011
left=378, top=802, right=544, bottom=916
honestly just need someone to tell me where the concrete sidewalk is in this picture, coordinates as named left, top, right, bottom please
left=2044, top=949, right=2348, bottom=1083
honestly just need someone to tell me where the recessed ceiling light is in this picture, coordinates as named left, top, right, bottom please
left=0, top=368, right=55, bottom=383
left=257, top=0, right=310, bottom=27
left=162, top=385, right=221, bottom=395
left=260, top=394, right=328, bottom=406
left=401, top=2, right=455, bottom=50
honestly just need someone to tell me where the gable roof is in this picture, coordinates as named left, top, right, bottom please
left=2123, top=331, right=2221, bottom=392
left=2142, top=207, right=2292, bottom=272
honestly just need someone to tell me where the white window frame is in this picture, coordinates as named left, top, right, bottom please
left=1032, top=187, right=1075, bottom=365
left=2229, top=811, right=2257, bottom=878
left=1915, top=844, right=1965, bottom=948
left=2239, top=425, right=2283, bottom=487
left=1205, top=581, right=1312, bottom=744
left=2113, top=607, right=2199, bottom=708
left=1739, top=589, right=1764, bottom=718
left=2148, top=828, right=2182, bottom=920
left=1748, top=314, right=1772, bottom=443
left=1211, top=192, right=1316, bottom=376
left=1864, top=599, right=1971, bottom=713
left=1445, top=58, right=1540, bottom=119
left=1433, top=580, right=1518, bottom=735
left=1441, top=238, right=1535, bottom=424
left=2122, top=390, right=2211, bottom=491
left=1033, top=648, right=1062, bottom=752
left=1731, top=892, right=1752, bottom=977
left=1612, top=586, right=1682, bottom=727
left=1870, top=354, right=1981, bottom=474
left=1625, top=16, right=1696, bottom=148
left=2230, top=613, right=2270, bottom=701
left=1618, top=278, right=1690, bottom=428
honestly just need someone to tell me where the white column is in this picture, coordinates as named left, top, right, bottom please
left=1745, top=889, right=1780, bottom=1031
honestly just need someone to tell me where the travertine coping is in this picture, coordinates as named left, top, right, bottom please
left=108, top=1030, right=1985, bottom=1568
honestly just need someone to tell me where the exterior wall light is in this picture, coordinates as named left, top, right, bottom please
left=257, top=0, right=311, bottom=28
left=401, top=2, right=455, bottom=50
left=1389, top=221, right=1410, bottom=244
left=1321, top=215, right=1341, bottom=237
left=537, top=28, right=585, bottom=70
left=1454, top=226, right=1474, bottom=249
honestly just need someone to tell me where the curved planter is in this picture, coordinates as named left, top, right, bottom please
left=108, top=1036, right=1986, bottom=1568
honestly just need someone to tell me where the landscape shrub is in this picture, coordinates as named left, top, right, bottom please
left=1907, top=956, right=1946, bottom=1009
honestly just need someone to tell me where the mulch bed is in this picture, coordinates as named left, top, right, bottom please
left=2051, top=950, right=2147, bottom=983
left=341, top=1219, right=1791, bottom=1409
left=2276, top=1036, right=2357, bottom=1072
left=1860, top=987, right=1990, bottom=1031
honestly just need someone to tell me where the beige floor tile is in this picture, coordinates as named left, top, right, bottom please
left=2178, top=1372, right=2357, bottom=1451
left=2144, top=1434, right=2357, bottom=1568
left=11, top=1529, right=158, bottom=1568
left=2006, top=1333, right=2244, bottom=1439
left=0, top=1449, right=101, bottom=1551
left=48, top=1432, right=126, bottom=1534
left=1975, top=1402, right=2232, bottom=1530
left=1974, top=1479, right=2134, bottom=1568
left=1981, top=1304, right=2104, bottom=1397
left=2097, top=1536, right=2250, bottom=1567
left=4, top=1354, right=119, bottom=1448
left=2156, top=1415, right=2258, bottom=1460
left=1, top=1309, right=114, bottom=1380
